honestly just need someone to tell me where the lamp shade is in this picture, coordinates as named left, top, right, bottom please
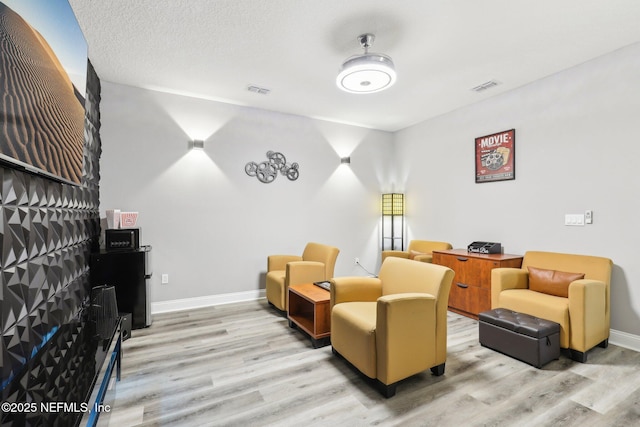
left=382, top=193, right=404, bottom=215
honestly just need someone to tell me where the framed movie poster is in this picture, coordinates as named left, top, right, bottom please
left=475, top=129, right=515, bottom=183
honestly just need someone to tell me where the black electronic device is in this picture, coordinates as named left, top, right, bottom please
left=119, top=312, right=132, bottom=341
left=467, top=241, right=502, bottom=254
left=313, top=281, right=331, bottom=291
left=90, top=285, right=119, bottom=340
left=105, top=228, right=140, bottom=250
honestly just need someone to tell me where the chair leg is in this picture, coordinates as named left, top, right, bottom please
left=598, top=339, right=609, bottom=349
left=430, top=363, right=445, bottom=376
left=376, top=380, right=397, bottom=398
left=570, top=349, right=587, bottom=363
left=267, top=301, right=287, bottom=317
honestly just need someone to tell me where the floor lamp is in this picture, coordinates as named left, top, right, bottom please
left=381, top=193, right=404, bottom=251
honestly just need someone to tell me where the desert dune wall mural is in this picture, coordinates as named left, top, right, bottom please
left=0, top=0, right=87, bottom=184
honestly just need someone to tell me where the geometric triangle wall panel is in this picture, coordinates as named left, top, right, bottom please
left=1, top=62, right=101, bottom=393
left=28, top=208, right=47, bottom=259
left=27, top=176, right=47, bottom=208
left=1, top=207, right=28, bottom=269
left=46, top=209, right=63, bottom=253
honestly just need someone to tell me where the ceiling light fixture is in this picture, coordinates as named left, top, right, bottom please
left=337, top=33, right=396, bottom=94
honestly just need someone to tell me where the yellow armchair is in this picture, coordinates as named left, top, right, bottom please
left=266, top=242, right=340, bottom=311
left=382, top=240, right=452, bottom=264
left=491, top=251, right=612, bottom=362
left=330, top=257, right=454, bottom=397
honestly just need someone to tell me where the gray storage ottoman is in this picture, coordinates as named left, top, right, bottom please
left=479, top=308, right=560, bottom=368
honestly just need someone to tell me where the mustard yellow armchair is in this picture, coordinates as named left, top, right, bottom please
left=491, top=251, right=613, bottom=362
left=382, top=240, right=452, bottom=264
left=330, top=257, right=454, bottom=397
left=266, top=242, right=340, bottom=311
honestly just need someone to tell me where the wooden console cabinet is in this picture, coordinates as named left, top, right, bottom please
left=432, top=249, right=523, bottom=319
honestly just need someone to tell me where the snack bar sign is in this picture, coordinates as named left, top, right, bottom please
left=475, top=129, right=515, bottom=183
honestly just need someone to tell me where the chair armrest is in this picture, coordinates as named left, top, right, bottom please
left=268, top=255, right=302, bottom=272
left=381, top=251, right=409, bottom=263
left=286, top=261, right=326, bottom=286
left=568, top=279, right=608, bottom=352
left=330, top=277, right=382, bottom=308
left=491, top=268, right=528, bottom=308
left=413, top=254, right=433, bottom=263
left=376, top=293, right=437, bottom=384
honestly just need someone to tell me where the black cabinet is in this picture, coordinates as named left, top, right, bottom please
left=91, top=246, right=152, bottom=329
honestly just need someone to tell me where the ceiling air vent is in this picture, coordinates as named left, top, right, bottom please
left=247, top=85, right=271, bottom=95
left=471, top=80, right=500, bottom=92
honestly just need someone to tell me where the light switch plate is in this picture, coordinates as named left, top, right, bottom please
left=565, top=214, right=585, bottom=226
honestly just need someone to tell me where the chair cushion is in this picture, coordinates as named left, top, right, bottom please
left=408, top=250, right=425, bottom=260
left=528, top=266, right=584, bottom=298
left=331, top=302, right=377, bottom=378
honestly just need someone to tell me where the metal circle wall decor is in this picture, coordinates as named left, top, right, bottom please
left=245, top=151, right=300, bottom=183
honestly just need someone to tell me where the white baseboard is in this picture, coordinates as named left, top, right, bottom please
left=609, top=328, right=640, bottom=352
left=151, top=290, right=266, bottom=314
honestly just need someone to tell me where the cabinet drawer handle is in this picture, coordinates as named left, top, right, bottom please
left=456, top=257, right=468, bottom=262
left=456, top=283, right=468, bottom=289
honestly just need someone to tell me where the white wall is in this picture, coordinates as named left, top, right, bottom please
left=394, top=42, right=640, bottom=336
left=99, top=41, right=640, bottom=337
left=99, top=83, right=394, bottom=305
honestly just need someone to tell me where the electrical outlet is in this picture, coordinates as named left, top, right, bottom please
left=354, top=257, right=360, bottom=265
left=161, top=274, right=169, bottom=284
left=585, top=210, right=593, bottom=224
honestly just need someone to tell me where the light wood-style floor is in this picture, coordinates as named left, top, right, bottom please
left=102, top=299, right=640, bottom=427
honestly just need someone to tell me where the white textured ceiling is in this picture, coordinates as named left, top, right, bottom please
left=69, top=0, right=640, bottom=132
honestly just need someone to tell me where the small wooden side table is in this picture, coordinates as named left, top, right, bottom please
left=288, top=283, right=331, bottom=348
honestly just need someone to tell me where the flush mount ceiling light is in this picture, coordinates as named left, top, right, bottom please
left=337, top=33, right=396, bottom=94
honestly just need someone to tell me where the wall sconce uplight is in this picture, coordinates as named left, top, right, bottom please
left=189, top=140, right=204, bottom=150
left=340, top=157, right=351, bottom=165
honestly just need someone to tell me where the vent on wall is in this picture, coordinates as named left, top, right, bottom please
left=247, top=85, right=271, bottom=95
left=471, top=80, right=500, bottom=92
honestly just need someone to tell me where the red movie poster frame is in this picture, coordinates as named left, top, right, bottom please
left=475, top=129, right=515, bottom=183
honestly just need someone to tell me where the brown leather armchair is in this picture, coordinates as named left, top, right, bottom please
left=266, top=242, right=339, bottom=311
left=330, top=257, right=454, bottom=397
left=382, top=240, right=452, bottom=264
left=491, top=251, right=613, bottom=362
